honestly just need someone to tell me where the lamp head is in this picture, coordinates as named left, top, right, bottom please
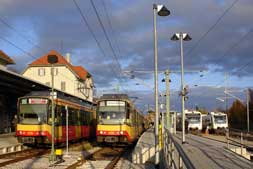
left=171, top=33, right=192, bottom=41
left=183, top=34, right=192, bottom=41
left=157, top=5, right=170, bottom=16
left=171, top=33, right=180, bottom=41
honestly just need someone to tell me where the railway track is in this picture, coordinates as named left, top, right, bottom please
left=0, top=148, right=50, bottom=167
left=0, top=140, right=97, bottom=168
left=0, top=141, right=132, bottom=168
left=67, top=146, right=128, bottom=169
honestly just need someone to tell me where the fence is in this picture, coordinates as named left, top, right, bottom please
left=162, top=127, right=195, bottom=169
left=226, top=129, right=252, bottom=160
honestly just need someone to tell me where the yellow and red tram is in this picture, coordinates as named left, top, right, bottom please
left=16, top=91, right=96, bottom=145
left=96, top=94, right=146, bottom=144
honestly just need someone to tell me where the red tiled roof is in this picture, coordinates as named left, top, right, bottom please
left=29, top=50, right=90, bottom=81
left=0, top=50, right=15, bottom=64
left=72, top=66, right=88, bottom=81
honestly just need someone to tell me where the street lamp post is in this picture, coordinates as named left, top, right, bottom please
left=246, top=89, right=250, bottom=133
left=48, top=55, right=58, bottom=162
left=165, top=70, right=171, bottom=132
left=171, top=33, right=191, bottom=143
left=162, top=70, right=172, bottom=131
left=153, top=4, right=170, bottom=166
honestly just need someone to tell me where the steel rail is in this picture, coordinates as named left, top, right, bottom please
left=0, top=149, right=49, bottom=167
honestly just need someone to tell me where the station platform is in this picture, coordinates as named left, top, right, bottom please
left=0, top=132, right=18, bottom=148
left=173, top=133, right=253, bottom=169
left=131, top=127, right=156, bottom=168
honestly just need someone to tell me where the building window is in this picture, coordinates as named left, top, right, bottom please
left=38, top=68, right=45, bottom=76
left=45, top=82, right=50, bottom=86
left=51, top=68, right=58, bottom=76
left=78, top=83, right=84, bottom=93
left=61, top=82, right=66, bottom=91
left=54, top=68, right=58, bottom=76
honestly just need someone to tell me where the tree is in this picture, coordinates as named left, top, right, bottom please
left=198, top=108, right=208, bottom=114
left=248, top=89, right=253, bottom=131
left=228, top=99, right=246, bottom=130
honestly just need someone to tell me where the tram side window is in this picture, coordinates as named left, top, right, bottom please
left=84, top=111, right=91, bottom=126
left=69, top=108, right=78, bottom=126
left=59, top=105, right=66, bottom=126
left=82, top=111, right=92, bottom=126
left=80, top=110, right=85, bottom=125
left=133, top=110, right=136, bottom=126
left=126, top=106, right=130, bottom=119
left=125, top=106, right=132, bottom=125
left=77, top=109, right=81, bottom=126
left=55, top=106, right=61, bottom=126
left=89, top=112, right=93, bottom=125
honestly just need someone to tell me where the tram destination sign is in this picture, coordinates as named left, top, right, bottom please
left=28, top=98, right=48, bottom=104
left=106, top=101, right=125, bottom=106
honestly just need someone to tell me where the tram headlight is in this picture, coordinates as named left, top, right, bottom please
left=120, top=131, right=124, bottom=135
left=99, top=131, right=103, bottom=134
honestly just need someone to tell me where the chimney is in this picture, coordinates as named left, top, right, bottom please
left=65, top=53, right=71, bottom=63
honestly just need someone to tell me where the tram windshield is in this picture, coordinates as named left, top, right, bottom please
left=214, top=115, right=226, bottom=123
left=186, top=114, right=201, bottom=124
left=18, top=98, right=48, bottom=124
left=98, top=106, right=126, bottom=124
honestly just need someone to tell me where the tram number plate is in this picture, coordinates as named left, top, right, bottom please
left=23, top=137, right=35, bottom=143
left=105, top=136, right=118, bottom=143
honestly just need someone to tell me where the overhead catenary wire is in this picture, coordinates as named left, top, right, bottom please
left=0, top=34, right=90, bottom=92
left=89, top=0, right=129, bottom=93
left=169, top=0, right=240, bottom=89
left=230, top=29, right=253, bottom=75
left=89, top=0, right=122, bottom=73
left=100, top=0, right=123, bottom=62
left=72, top=0, right=119, bottom=79
left=100, top=0, right=129, bottom=93
left=188, top=15, right=253, bottom=88
left=186, top=0, right=239, bottom=57
left=0, top=1, right=121, bottom=100
left=0, top=35, right=37, bottom=60
left=0, top=10, right=90, bottom=89
left=213, top=27, right=253, bottom=87
left=0, top=16, right=47, bottom=53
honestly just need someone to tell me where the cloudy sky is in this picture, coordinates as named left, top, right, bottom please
left=0, top=0, right=252, bottom=112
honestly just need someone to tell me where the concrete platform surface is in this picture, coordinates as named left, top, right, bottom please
left=173, top=133, right=253, bottom=169
left=0, top=132, right=18, bottom=148
left=132, top=128, right=155, bottom=165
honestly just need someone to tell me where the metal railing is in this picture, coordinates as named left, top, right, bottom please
left=225, top=129, right=252, bottom=159
left=162, top=127, right=195, bottom=169
left=229, top=128, right=253, bottom=141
